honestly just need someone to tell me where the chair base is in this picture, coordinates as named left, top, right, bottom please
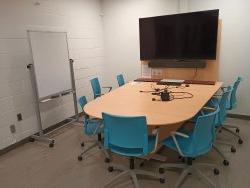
left=212, top=145, right=229, bottom=166
left=221, top=126, right=243, bottom=144
left=159, top=161, right=219, bottom=188
left=216, top=127, right=237, bottom=151
left=224, top=124, right=240, bottom=133
left=215, top=125, right=243, bottom=155
left=78, top=140, right=111, bottom=162
left=104, top=164, right=164, bottom=188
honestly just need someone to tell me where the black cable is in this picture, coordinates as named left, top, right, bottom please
left=170, top=91, right=194, bottom=100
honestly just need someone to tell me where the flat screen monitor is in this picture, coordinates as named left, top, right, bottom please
left=139, top=9, right=219, bottom=60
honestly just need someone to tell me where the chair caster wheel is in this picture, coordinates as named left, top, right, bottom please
left=49, top=142, right=54, bottom=148
left=236, top=128, right=240, bottom=133
left=160, top=178, right=165, bottom=184
left=78, top=156, right=83, bottom=161
left=29, top=137, right=35, bottom=142
left=81, top=142, right=85, bottom=147
left=159, top=168, right=165, bottom=174
left=105, top=158, right=110, bottom=163
left=231, top=147, right=236, bottom=153
left=108, top=166, right=114, bottom=172
left=214, top=168, right=220, bottom=175
left=238, top=139, right=243, bottom=145
left=223, top=160, right=229, bottom=166
left=139, top=162, right=144, bottom=167
left=181, top=158, right=186, bottom=163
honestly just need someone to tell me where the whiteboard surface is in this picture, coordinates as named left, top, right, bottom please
left=28, top=31, right=72, bottom=99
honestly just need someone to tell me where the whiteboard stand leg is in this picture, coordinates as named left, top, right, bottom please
left=30, top=134, right=55, bottom=148
left=27, top=64, right=55, bottom=148
left=69, top=59, right=80, bottom=122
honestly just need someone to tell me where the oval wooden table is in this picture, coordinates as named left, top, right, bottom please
left=84, top=81, right=222, bottom=141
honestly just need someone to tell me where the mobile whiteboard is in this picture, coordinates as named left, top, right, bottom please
left=28, top=31, right=72, bottom=100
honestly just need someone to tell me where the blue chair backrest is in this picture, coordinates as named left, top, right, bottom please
left=90, top=77, right=101, bottom=99
left=218, top=86, right=232, bottom=125
left=102, top=113, right=149, bottom=156
left=229, top=77, right=242, bottom=110
left=190, top=107, right=219, bottom=156
left=117, top=74, right=125, bottom=87
left=78, top=96, right=102, bottom=135
left=79, top=96, right=87, bottom=110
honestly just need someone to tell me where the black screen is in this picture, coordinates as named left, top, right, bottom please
left=139, top=10, right=219, bottom=60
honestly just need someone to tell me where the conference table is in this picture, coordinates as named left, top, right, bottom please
left=84, top=81, right=222, bottom=142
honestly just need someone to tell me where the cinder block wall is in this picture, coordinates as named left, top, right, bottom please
left=0, top=0, right=105, bottom=149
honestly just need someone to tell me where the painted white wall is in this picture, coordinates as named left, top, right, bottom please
left=0, top=0, right=105, bottom=150
left=101, top=0, right=178, bottom=87
left=187, top=0, right=250, bottom=115
left=179, top=0, right=189, bottom=13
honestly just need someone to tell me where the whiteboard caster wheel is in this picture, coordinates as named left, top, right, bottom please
left=29, top=137, right=35, bottom=142
left=49, top=142, right=54, bottom=148
left=78, top=156, right=83, bottom=161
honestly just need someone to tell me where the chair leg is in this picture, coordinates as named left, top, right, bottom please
left=79, top=142, right=98, bottom=156
left=104, top=171, right=129, bottom=188
left=216, top=139, right=234, bottom=146
left=194, top=168, right=216, bottom=188
left=134, top=169, right=162, bottom=179
left=98, top=142, right=112, bottom=162
left=224, top=124, right=239, bottom=130
left=130, top=172, right=140, bottom=188
left=161, top=161, right=218, bottom=188
left=212, top=145, right=229, bottom=166
left=222, top=127, right=241, bottom=139
left=106, top=162, right=164, bottom=188
left=175, top=168, right=190, bottom=188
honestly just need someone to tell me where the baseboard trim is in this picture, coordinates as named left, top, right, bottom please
left=0, top=113, right=83, bottom=156
left=227, top=113, right=250, bottom=121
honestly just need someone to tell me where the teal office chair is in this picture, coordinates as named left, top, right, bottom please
left=204, top=86, right=235, bottom=166
left=90, top=77, right=112, bottom=99
left=116, top=74, right=125, bottom=87
left=222, top=77, right=243, bottom=143
left=209, top=86, right=243, bottom=153
left=227, top=77, right=242, bottom=110
left=102, top=113, right=165, bottom=188
left=159, top=107, right=220, bottom=188
left=77, top=96, right=110, bottom=162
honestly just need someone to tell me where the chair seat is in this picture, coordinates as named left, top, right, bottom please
left=161, top=134, right=210, bottom=158
left=109, top=135, right=156, bottom=157
left=84, top=118, right=103, bottom=135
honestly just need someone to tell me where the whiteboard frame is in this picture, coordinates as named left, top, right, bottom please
left=26, top=30, right=79, bottom=146
left=27, top=30, right=72, bottom=101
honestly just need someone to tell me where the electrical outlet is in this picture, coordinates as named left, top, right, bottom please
left=17, top=113, right=23, bottom=121
left=10, top=124, right=16, bottom=133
